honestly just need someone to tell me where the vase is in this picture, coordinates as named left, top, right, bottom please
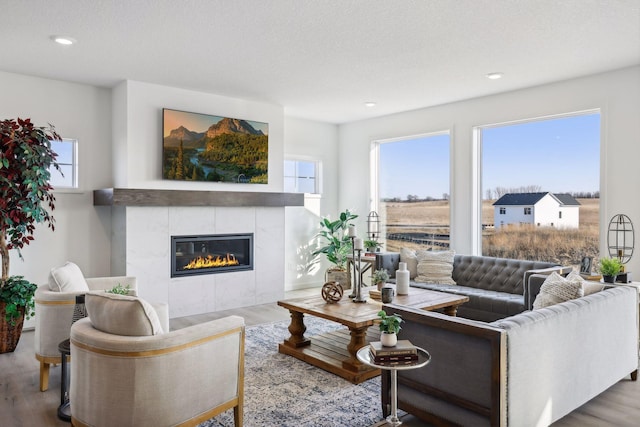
left=396, top=262, right=410, bottom=295
left=380, top=331, right=397, bottom=347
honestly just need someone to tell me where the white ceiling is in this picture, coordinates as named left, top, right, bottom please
left=1, top=0, right=639, bottom=124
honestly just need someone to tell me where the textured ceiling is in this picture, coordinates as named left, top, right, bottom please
left=1, top=0, right=639, bottom=123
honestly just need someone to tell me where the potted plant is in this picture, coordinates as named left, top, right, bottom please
left=372, top=268, right=389, bottom=291
left=376, top=310, right=403, bottom=347
left=0, top=118, right=61, bottom=353
left=599, top=257, right=622, bottom=283
left=313, top=209, right=358, bottom=288
left=364, top=239, right=381, bottom=254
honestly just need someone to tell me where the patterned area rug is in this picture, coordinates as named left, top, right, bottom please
left=199, top=317, right=384, bottom=427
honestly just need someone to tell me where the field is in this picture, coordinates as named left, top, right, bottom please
left=382, top=198, right=600, bottom=268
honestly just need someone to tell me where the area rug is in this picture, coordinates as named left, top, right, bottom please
left=198, top=317, right=384, bottom=427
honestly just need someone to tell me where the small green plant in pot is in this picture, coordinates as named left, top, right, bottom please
left=372, top=269, right=390, bottom=291
left=599, top=257, right=622, bottom=283
left=377, top=310, right=403, bottom=347
left=313, top=209, right=358, bottom=288
left=364, top=239, right=381, bottom=253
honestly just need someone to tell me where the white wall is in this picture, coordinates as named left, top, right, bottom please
left=112, top=80, right=284, bottom=191
left=338, top=66, right=640, bottom=274
left=0, top=71, right=113, bottom=327
left=283, top=117, right=339, bottom=290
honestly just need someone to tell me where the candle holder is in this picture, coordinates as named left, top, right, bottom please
left=353, top=249, right=367, bottom=303
left=349, top=236, right=357, bottom=298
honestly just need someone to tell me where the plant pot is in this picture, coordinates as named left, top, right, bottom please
left=376, top=281, right=385, bottom=291
left=0, top=302, right=25, bottom=353
left=380, top=331, right=397, bottom=347
left=326, top=268, right=351, bottom=290
left=603, top=275, right=617, bottom=284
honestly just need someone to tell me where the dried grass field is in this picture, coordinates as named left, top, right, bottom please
left=382, top=198, right=600, bottom=267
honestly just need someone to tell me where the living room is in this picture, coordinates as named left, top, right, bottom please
left=1, top=1, right=639, bottom=426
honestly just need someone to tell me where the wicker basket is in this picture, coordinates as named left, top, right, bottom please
left=0, top=302, right=25, bottom=353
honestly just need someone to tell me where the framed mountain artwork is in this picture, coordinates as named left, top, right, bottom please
left=162, top=108, right=268, bottom=183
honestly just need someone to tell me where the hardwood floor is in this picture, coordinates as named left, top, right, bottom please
left=1, top=287, right=638, bottom=426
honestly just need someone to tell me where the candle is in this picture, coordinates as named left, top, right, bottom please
left=354, top=237, right=364, bottom=251
left=348, top=224, right=357, bottom=237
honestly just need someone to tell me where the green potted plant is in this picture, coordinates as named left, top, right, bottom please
left=313, top=209, right=358, bottom=288
left=372, top=268, right=390, bottom=291
left=364, top=239, right=381, bottom=254
left=599, top=257, right=622, bottom=283
left=376, top=310, right=403, bottom=347
left=0, top=118, right=61, bottom=353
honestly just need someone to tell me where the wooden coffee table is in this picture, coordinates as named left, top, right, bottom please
left=277, top=288, right=468, bottom=384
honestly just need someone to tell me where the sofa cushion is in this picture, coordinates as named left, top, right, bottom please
left=533, top=271, right=584, bottom=309
left=85, top=292, right=164, bottom=336
left=400, top=248, right=419, bottom=279
left=48, top=261, right=90, bottom=292
left=415, top=250, right=456, bottom=285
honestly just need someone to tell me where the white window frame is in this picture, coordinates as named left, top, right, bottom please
left=49, top=138, right=79, bottom=191
left=284, top=158, right=321, bottom=194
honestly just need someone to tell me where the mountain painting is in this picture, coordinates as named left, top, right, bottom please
left=162, top=108, right=268, bottom=183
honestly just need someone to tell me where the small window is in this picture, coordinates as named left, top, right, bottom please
left=284, top=159, right=319, bottom=193
left=499, top=207, right=506, bottom=215
left=49, top=138, right=78, bottom=189
left=559, top=211, right=563, bottom=219
left=524, top=207, right=532, bottom=215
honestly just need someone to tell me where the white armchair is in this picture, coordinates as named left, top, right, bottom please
left=69, top=292, right=245, bottom=427
left=34, top=263, right=137, bottom=391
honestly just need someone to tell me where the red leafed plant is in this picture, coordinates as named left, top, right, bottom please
left=0, top=118, right=61, bottom=325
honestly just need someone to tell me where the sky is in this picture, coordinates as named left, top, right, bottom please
left=162, top=108, right=269, bottom=136
left=379, top=113, right=600, bottom=200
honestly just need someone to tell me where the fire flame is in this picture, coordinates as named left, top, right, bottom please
left=183, top=253, right=240, bottom=270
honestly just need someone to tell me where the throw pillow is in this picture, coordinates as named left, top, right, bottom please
left=414, top=250, right=456, bottom=285
left=48, top=261, right=90, bottom=292
left=583, top=281, right=605, bottom=296
left=400, top=248, right=418, bottom=279
left=85, top=292, right=164, bottom=336
left=533, top=271, right=584, bottom=309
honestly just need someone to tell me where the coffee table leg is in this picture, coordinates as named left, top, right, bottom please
left=283, top=310, right=310, bottom=348
left=444, top=304, right=459, bottom=316
left=343, top=326, right=368, bottom=371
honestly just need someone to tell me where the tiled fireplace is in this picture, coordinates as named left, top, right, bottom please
left=99, top=188, right=303, bottom=319
left=171, top=233, right=253, bottom=277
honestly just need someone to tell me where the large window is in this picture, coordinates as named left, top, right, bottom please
left=480, top=112, right=600, bottom=268
left=375, top=133, right=450, bottom=252
left=284, top=159, right=319, bottom=193
left=49, top=138, right=78, bottom=189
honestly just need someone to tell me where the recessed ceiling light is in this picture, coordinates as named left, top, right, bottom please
left=50, top=35, right=77, bottom=45
left=486, top=72, right=504, bottom=80
left=364, top=102, right=377, bottom=107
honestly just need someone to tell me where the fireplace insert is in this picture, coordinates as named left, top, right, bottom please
left=171, top=234, right=253, bottom=277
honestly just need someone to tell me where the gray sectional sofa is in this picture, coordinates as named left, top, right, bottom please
left=381, top=285, right=639, bottom=426
left=375, top=253, right=571, bottom=321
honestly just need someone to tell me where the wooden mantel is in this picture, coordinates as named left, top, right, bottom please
left=93, top=188, right=304, bottom=207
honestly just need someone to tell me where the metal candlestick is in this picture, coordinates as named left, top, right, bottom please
left=353, top=249, right=367, bottom=303
left=348, top=236, right=357, bottom=298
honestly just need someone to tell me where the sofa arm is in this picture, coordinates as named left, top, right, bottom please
left=375, top=252, right=401, bottom=278
left=523, top=266, right=573, bottom=310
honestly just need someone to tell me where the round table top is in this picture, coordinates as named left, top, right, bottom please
left=356, top=345, right=431, bottom=371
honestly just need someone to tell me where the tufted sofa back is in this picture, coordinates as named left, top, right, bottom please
left=452, top=255, right=557, bottom=294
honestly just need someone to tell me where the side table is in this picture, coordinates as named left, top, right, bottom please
left=58, top=338, right=71, bottom=422
left=357, top=345, right=431, bottom=426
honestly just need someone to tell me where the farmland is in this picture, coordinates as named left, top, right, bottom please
left=382, top=198, right=600, bottom=268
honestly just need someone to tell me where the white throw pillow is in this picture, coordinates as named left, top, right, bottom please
left=48, top=261, right=89, bottom=292
left=533, top=271, right=584, bottom=309
left=414, top=250, right=456, bottom=285
left=85, top=292, right=164, bottom=336
left=583, top=281, right=605, bottom=296
left=400, top=248, right=418, bottom=279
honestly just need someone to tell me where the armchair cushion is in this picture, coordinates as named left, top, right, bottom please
left=48, top=261, right=89, bottom=292
left=85, top=292, right=164, bottom=336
